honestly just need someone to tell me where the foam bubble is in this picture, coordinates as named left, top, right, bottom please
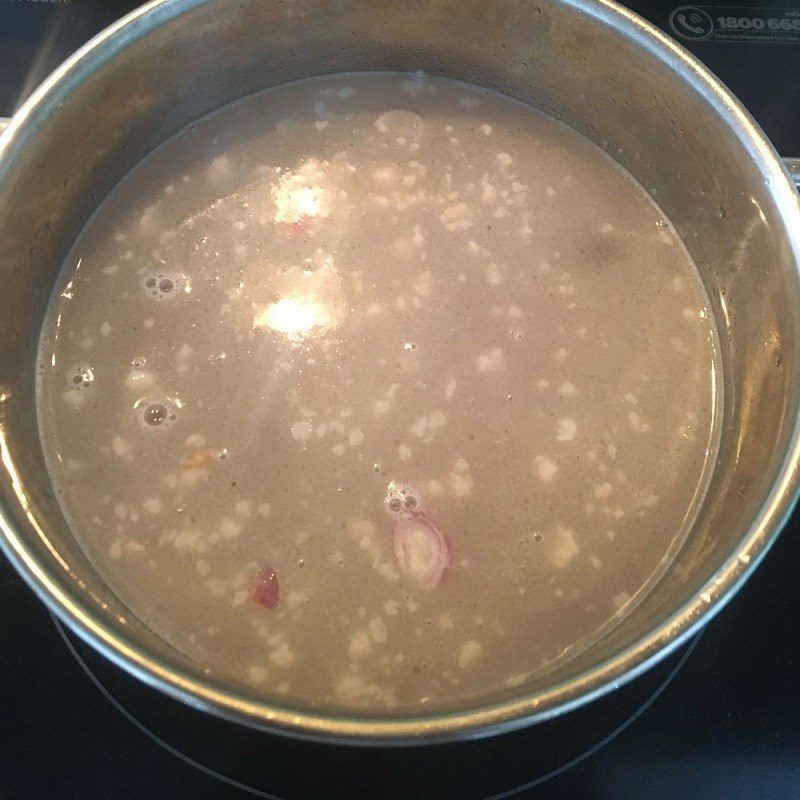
left=67, top=364, right=94, bottom=390
left=134, top=394, right=179, bottom=430
left=385, top=482, right=422, bottom=515
left=141, top=271, right=188, bottom=301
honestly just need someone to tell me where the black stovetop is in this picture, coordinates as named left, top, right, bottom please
left=2, top=3, right=800, bottom=798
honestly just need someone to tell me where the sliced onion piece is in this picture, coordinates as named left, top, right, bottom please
left=392, top=510, right=450, bottom=590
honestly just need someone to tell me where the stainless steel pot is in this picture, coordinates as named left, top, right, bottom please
left=1, top=0, right=800, bottom=744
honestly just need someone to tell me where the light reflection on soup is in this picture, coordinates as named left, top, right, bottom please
left=37, top=73, right=719, bottom=711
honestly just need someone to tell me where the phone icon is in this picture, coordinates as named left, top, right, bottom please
left=669, top=6, right=714, bottom=40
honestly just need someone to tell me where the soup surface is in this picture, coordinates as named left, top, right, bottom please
left=37, top=73, right=719, bottom=711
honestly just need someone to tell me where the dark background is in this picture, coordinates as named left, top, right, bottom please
left=1, top=1, right=799, bottom=798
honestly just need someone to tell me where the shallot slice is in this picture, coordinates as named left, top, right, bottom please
left=181, top=448, right=217, bottom=469
left=285, top=219, right=311, bottom=237
left=281, top=215, right=327, bottom=238
left=385, top=482, right=450, bottom=590
left=253, top=565, right=279, bottom=608
left=392, top=510, right=450, bottom=590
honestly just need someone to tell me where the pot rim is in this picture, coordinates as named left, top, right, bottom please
left=1, top=0, right=799, bottom=745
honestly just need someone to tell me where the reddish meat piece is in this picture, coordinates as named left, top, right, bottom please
left=253, top=566, right=279, bottom=608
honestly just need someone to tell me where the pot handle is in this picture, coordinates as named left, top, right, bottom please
left=785, top=158, right=800, bottom=191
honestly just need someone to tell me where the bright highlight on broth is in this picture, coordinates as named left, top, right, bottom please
left=36, top=72, right=720, bottom=711
left=271, top=159, right=331, bottom=227
left=254, top=296, right=334, bottom=341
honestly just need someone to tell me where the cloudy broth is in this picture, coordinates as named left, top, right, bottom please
left=37, top=73, right=719, bottom=711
